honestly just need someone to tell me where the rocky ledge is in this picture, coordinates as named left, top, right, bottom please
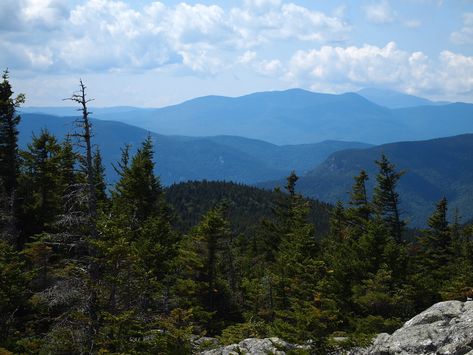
left=353, top=300, right=473, bottom=355
left=200, top=337, right=309, bottom=355
left=201, top=301, right=473, bottom=355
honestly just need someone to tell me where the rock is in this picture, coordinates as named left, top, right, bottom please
left=200, top=337, right=309, bottom=355
left=353, top=300, right=473, bottom=355
left=192, top=336, right=220, bottom=352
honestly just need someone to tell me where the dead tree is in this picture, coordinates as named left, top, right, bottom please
left=64, top=80, right=99, bottom=354
left=64, top=80, right=97, bottom=238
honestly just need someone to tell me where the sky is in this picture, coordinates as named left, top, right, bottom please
left=1, top=0, right=472, bottom=107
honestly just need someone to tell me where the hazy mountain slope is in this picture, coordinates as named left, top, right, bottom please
left=265, top=134, right=473, bottom=226
left=23, top=89, right=472, bottom=145
left=20, top=106, right=150, bottom=117
left=18, top=113, right=367, bottom=186
left=205, top=136, right=371, bottom=174
left=95, top=89, right=402, bottom=144
left=98, top=89, right=473, bottom=144
left=357, top=88, right=445, bottom=108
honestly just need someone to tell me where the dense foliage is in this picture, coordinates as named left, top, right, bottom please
left=1, top=74, right=472, bottom=354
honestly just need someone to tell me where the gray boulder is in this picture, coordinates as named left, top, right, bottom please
left=200, top=337, right=309, bottom=354
left=354, top=300, right=473, bottom=354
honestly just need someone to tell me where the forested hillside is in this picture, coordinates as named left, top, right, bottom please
left=266, top=134, right=473, bottom=226
left=165, top=180, right=331, bottom=236
left=1, top=74, right=473, bottom=354
left=19, top=113, right=369, bottom=185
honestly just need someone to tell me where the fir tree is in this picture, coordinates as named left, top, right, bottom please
left=112, top=135, right=162, bottom=226
left=373, top=154, right=405, bottom=243
left=92, top=147, right=107, bottom=205
left=18, top=129, right=63, bottom=238
left=0, top=70, right=25, bottom=244
left=347, top=170, right=371, bottom=225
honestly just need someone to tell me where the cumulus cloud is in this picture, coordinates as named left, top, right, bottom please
left=0, top=0, right=69, bottom=32
left=1, top=0, right=472, bottom=102
left=0, top=0, right=350, bottom=75
left=363, top=0, right=396, bottom=24
left=451, top=12, right=473, bottom=45
left=285, top=42, right=473, bottom=99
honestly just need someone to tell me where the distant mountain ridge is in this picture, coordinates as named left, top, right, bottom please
left=260, top=134, right=473, bottom=226
left=18, top=113, right=369, bottom=186
left=23, top=88, right=473, bottom=145
left=357, top=87, right=449, bottom=108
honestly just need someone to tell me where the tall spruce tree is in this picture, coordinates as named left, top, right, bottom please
left=373, top=154, right=405, bottom=243
left=18, top=129, right=63, bottom=238
left=92, top=147, right=107, bottom=205
left=0, top=70, right=25, bottom=244
left=112, top=135, right=162, bottom=226
left=347, top=170, right=371, bottom=225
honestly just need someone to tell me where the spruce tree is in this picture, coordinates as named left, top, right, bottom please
left=18, top=129, right=63, bottom=237
left=92, top=147, right=107, bottom=205
left=112, top=135, right=162, bottom=226
left=0, top=70, right=25, bottom=244
left=373, top=154, right=405, bottom=243
left=347, top=170, right=371, bottom=225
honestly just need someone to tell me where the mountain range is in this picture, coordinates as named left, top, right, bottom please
left=19, top=113, right=369, bottom=186
left=22, top=88, right=473, bottom=145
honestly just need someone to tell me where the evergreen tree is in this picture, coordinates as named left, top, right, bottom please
left=92, top=147, right=107, bottom=205
left=0, top=70, right=25, bottom=244
left=112, top=135, right=162, bottom=226
left=179, top=206, right=240, bottom=335
left=0, top=240, right=30, bottom=349
left=413, top=198, right=453, bottom=305
left=18, top=129, right=63, bottom=238
left=373, top=154, right=405, bottom=243
left=271, top=174, right=334, bottom=345
left=347, top=170, right=371, bottom=225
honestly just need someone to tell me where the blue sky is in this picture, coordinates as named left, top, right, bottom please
left=1, top=0, right=472, bottom=106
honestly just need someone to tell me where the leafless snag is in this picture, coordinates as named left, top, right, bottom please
left=63, top=80, right=97, bottom=238
left=63, top=80, right=100, bottom=353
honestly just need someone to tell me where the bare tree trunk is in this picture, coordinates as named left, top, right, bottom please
left=65, top=80, right=99, bottom=353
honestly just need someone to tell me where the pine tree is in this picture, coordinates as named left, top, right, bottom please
left=0, top=240, right=30, bottom=348
left=18, top=129, right=63, bottom=238
left=112, top=135, right=162, bottom=226
left=0, top=70, right=25, bottom=244
left=347, top=170, right=371, bottom=225
left=92, top=147, right=107, bottom=205
left=373, top=154, right=405, bottom=243
left=413, top=198, right=454, bottom=304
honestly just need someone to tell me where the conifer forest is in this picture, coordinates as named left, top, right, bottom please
left=1, top=71, right=473, bottom=354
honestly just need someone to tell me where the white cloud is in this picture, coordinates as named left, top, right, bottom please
left=1, top=0, right=472, bottom=103
left=237, top=51, right=257, bottom=64
left=0, top=0, right=350, bottom=75
left=451, top=12, right=473, bottom=45
left=285, top=42, right=473, bottom=100
left=256, top=59, right=283, bottom=76
left=230, top=3, right=350, bottom=45
left=363, top=0, right=396, bottom=24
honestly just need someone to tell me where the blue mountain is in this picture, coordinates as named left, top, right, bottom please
left=19, top=113, right=369, bottom=186
left=357, top=88, right=448, bottom=108
left=23, top=88, right=472, bottom=145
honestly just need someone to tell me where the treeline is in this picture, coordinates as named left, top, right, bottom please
left=1, top=72, right=472, bottom=354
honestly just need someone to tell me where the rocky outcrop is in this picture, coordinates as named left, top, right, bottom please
left=200, top=301, right=473, bottom=355
left=354, top=300, right=473, bottom=355
left=200, top=337, right=309, bottom=355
